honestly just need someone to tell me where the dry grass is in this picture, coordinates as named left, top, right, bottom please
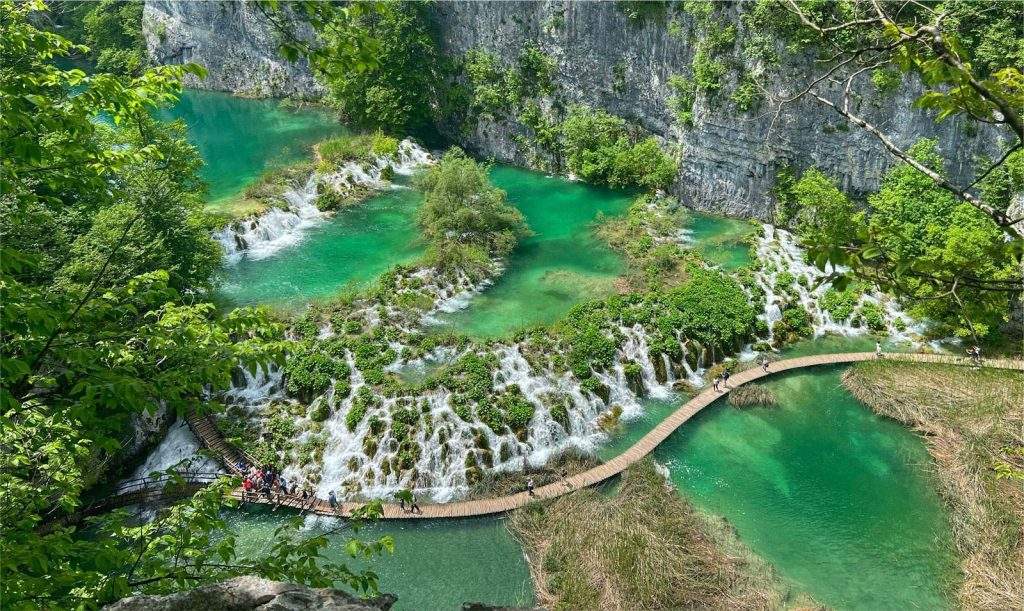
left=843, top=361, right=1024, bottom=610
left=507, top=458, right=817, bottom=610
left=728, top=383, right=777, bottom=408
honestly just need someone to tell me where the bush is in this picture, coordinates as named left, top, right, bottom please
left=318, top=131, right=398, bottom=166
left=285, top=340, right=351, bottom=404
left=416, top=148, right=530, bottom=267
left=560, top=106, right=677, bottom=189
left=667, top=74, right=697, bottom=126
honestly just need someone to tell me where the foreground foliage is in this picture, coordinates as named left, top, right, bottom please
left=783, top=141, right=1020, bottom=340
left=844, top=361, right=1024, bottom=610
left=1, top=3, right=389, bottom=606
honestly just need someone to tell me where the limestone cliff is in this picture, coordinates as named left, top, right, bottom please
left=103, top=576, right=396, bottom=611
left=142, top=0, right=1003, bottom=219
left=143, top=0, right=323, bottom=98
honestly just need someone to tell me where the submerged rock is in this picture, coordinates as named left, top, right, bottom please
left=104, top=576, right=396, bottom=610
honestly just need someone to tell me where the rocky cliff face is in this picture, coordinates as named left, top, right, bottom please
left=142, top=0, right=1002, bottom=219
left=103, top=576, right=396, bottom=611
left=143, top=1, right=323, bottom=98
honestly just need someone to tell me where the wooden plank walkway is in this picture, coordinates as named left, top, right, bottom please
left=190, top=352, right=1022, bottom=520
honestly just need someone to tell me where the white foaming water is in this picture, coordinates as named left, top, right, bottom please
left=224, top=363, right=284, bottom=409
left=119, top=419, right=222, bottom=491
left=215, top=140, right=432, bottom=264
left=215, top=175, right=323, bottom=264
left=754, top=225, right=916, bottom=341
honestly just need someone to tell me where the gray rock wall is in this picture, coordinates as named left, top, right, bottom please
left=143, top=0, right=323, bottom=98
left=143, top=0, right=1004, bottom=220
left=103, top=576, right=396, bottom=611
left=429, top=1, right=1000, bottom=219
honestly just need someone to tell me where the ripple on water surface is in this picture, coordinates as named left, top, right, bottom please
left=653, top=365, right=957, bottom=609
left=227, top=508, right=533, bottom=610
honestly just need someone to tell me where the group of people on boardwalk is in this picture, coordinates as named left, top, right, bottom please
left=712, top=369, right=731, bottom=392
left=240, top=461, right=313, bottom=505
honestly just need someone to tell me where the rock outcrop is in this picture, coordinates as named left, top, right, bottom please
left=103, top=576, right=396, bottom=611
left=143, top=1, right=323, bottom=98
left=142, top=1, right=1005, bottom=219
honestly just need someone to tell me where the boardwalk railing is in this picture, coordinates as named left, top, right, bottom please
left=188, top=352, right=1023, bottom=520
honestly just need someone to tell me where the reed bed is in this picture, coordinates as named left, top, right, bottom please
left=843, top=361, right=1024, bottom=610
left=507, top=458, right=815, bottom=610
left=728, top=383, right=777, bottom=407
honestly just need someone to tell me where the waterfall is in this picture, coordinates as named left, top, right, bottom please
left=618, top=324, right=673, bottom=400
left=215, top=175, right=323, bottom=264
left=754, top=225, right=917, bottom=341
left=224, top=363, right=284, bottom=409
left=215, top=140, right=433, bottom=264
left=119, top=419, right=223, bottom=491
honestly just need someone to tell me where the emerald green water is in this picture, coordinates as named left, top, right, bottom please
left=435, top=167, right=632, bottom=337
left=683, top=210, right=757, bottom=271
left=157, top=90, right=342, bottom=203
left=227, top=509, right=533, bottom=610
left=653, top=366, right=957, bottom=609
left=216, top=187, right=424, bottom=308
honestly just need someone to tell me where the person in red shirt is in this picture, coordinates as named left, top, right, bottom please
left=242, top=477, right=254, bottom=502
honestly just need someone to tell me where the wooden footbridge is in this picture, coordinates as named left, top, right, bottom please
left=127, top=353, right=1024, bottom=520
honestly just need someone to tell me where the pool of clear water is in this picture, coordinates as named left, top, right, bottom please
left=653, top=365, right=957, bottom=609
left=432, top=166, right=632, bottom=337
left=227, top=508, right=533, bottom=611
left=215, top=186, right=424, bottom=308
left=157, top=90, right=343, bottom=203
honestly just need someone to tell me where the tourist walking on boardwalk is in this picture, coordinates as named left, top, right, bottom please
left=242, top=477, right=254, bottom=501
left=713, top=375, right=721, bottom=392
left=410, top=491, right=421, bottom=514
left=328, top=490, right=339, bottom=513
left=722, top=370, right=731, bottom=389
left=526, top=477, right=535, bottom=497
left=876, top=341, right=883, bottom=358
left=761, top=357, right=770, bottom=373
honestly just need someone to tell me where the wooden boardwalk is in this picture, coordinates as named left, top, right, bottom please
left=190, top=352, right=1022, bottom=520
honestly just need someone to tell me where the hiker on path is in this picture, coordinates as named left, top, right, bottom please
left=876, top=342, right=883, bottom=358
left=411, top=491, right=421, bottom=514
left=761, top=357, right=770, bottom=373
left=968, top=345, right=982, bottom=366
left=526, top=477, right=535, bottom=497
left=713, top=375, right=721, bottom=392
left=722, top=370, right=731, bottom=389
left=328, top=490, right=339, bottom=513
left=242, top=477, right=254, bottom=502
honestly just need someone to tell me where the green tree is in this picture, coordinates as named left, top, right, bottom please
left=312, top=1, right=440, bottom=136
left=560, top=105, right=677, bottom=189
left=415, top=148, right=530, bottom=277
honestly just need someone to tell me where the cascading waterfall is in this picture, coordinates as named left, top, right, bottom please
left=754, top=225, right=917, bottom=340
left=215, top=140, right=433, bottom=263
left=224, top=363, right=284, bottom=409
left=119, top=419, right=223, bottom=491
